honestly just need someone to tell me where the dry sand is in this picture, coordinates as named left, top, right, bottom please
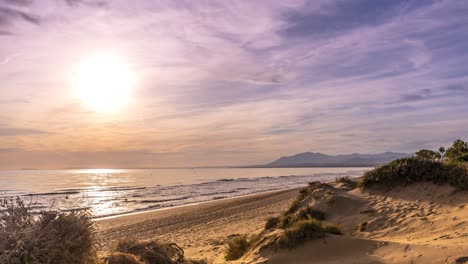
left=97, top=189, right=300, bottom=262
left=98, top=183, right=468, bottom=264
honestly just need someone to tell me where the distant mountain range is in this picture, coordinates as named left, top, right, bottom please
left=263, top=152, right=410, bottom=167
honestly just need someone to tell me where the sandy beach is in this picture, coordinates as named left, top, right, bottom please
left=97, top=188, right=301, bottom=262
left=97, top=182, right=468, bottom=264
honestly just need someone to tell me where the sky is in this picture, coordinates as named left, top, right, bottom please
left=1, top=0, right=468, bottom=169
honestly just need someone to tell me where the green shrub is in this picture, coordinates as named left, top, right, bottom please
left=265, top=216, right=280, bottom=230
left=225, top=235, right=252, bottom=261
left=456, top=153, right=468, bottom=163
left=276, top=219, right=342, bottom=248
left=414, top=149, right=441, bottom=160
left=0, top=197, right=99, bottom=264
left=359, top=157, right=468, bottom=190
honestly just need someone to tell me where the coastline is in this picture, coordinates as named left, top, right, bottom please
left=97, top=187, right=302, bottom=261
left=95, top=187, right=300, bottom=221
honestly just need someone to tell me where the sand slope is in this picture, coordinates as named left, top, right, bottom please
left=241, top=182, right=468, bottom=264
left=97, top=182, right=467, bottom=263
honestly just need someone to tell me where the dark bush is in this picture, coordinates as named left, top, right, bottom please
left=359, top=157, right=468, bottom=190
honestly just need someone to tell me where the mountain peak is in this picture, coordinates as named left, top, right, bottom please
left=265, top=152, right=410, bottom=167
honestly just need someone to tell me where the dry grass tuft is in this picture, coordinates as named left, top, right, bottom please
left=0, top=197, right=99, bottom=264
left=1, top=197, right=205, bottom=264
left=224, top=235, right=253, bottom=261
left=297, top=206, right=326, bottom=221
left=276, top=219, right=325, bottom=248
left=113, top=239, right=207, bottom=264
left=265, top=216, right=280, bottom=230
left=107, top=252, right=144, bottom=264
left=336, top=176, right=358, bottom=189
left=276, top=219, right=342, bottom=248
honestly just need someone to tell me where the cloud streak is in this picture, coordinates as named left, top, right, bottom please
left=1, top=0, right=468, bottom=168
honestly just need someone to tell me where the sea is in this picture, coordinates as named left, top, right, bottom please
left=0, top=167, right=369, bottom=218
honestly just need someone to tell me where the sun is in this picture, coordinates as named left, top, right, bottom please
left=72, top=53, right=135, bottom=113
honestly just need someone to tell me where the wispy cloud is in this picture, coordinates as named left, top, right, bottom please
left=0, top=127, right=47, bottom=136
left=1, top=0, right=468, bottom=168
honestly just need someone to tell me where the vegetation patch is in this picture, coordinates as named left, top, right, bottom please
left=0, top=197, right=99, bottom=264
left=107, top=252, right=144, bottom=264
left=0, top=197, right=206, bottom=264
left=336, top=176, right=358, bottom=189
left=225, top=235, right=253, bottom=261
left=359, top=157, right=468, bottom=190
left=265, top=216, right=280, bottom=230
left=296, top=206, right=326, bottom=221
left=322, top=223, right=343, bottom=235
left=113, top=239, right=207, bottom=264
left=276, top=219, right=342, bottom=248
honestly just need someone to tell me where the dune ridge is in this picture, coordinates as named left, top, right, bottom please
left=239, top=181, right=468, bottom=264
left=98, top=180, right=467, bottom=263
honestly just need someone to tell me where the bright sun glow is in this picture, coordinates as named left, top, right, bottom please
left=72, top=53, right=135, bottom=113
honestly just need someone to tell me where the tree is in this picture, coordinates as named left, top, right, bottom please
left=439, top=147, right=446, bottom=161
left=415, top=149, right=441, bottom=161
left=445, top=139, right=468, bottom=162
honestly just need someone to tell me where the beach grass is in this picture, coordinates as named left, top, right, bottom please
left=0, top=197, right=99, bottom=264
left=359, top=157, right=468, bottom=190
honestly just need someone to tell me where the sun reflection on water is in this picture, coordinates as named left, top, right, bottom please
left=72, top=168, right=124, bottom=174
left=69, top=169, right=131, bottom=217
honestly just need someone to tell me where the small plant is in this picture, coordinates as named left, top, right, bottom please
left=276, top=219, right=342, bottom=248
left=225, top=235, right=252, bottom=261
left=107, top=252, right=144, bottom=264
left=279, top=214, right=297, bottom=229
left=358, top=221, right=368, bottom=232
left=297, top=206, right=326, bottom=221
left=284, top=186, right=312, bottom=215
left=114, top=239, right=207, bottom=264
left=265, top=216, right=280, bottom=230
left=322, top=223, right=343, bottom=235
left=336, top=176, right=357, bottom=189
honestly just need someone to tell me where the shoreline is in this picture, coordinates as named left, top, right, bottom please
left=95, top=186, right=302, bottom=221
left=97, top=187, right=302, bottom=260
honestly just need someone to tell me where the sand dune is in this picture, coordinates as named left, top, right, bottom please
left=240, top=182, right=468, bottom=264
left=97, top=182, right=468, bottom=263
